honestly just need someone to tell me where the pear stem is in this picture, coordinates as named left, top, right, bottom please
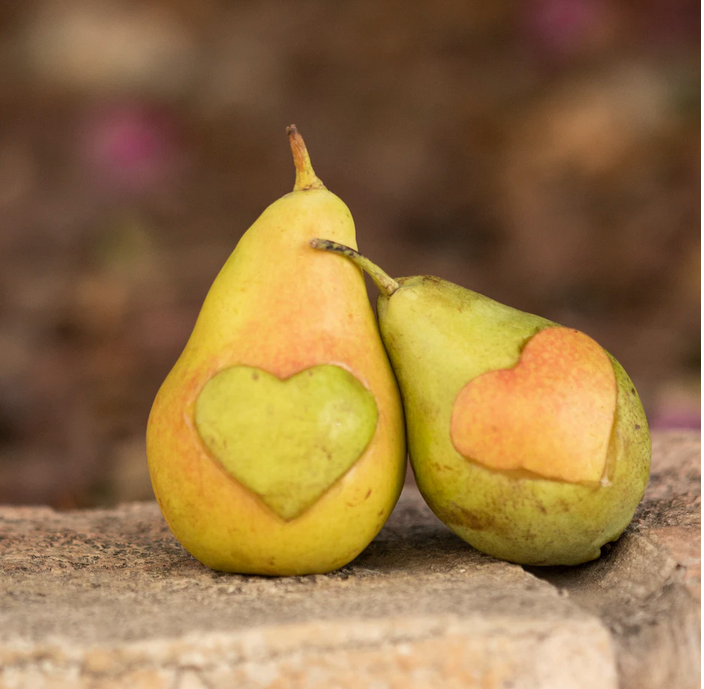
left=310, top=239, right=400, bottom=296
left=286, top=125, right=325, bottom=191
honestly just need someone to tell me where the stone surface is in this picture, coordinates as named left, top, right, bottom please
left=528, top=431, right=701, bottom=689
left=0, top=430, right=699, bottom=689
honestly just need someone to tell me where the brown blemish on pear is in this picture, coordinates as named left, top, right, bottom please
left=444, top=502, right=498, bottom=532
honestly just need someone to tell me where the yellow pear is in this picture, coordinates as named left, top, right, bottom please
left=147, top=127, right=406, bottom=575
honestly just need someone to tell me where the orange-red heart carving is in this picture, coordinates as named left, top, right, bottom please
left=450, top=328, right=617, bottom=483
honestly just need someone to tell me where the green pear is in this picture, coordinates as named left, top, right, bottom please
left=146, top=128, right=406, bottom=576
left=310, top=239, right=651, bottom=566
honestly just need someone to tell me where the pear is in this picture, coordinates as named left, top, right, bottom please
left=310, top=239, right=651, bottom=566
left=146, top=127, right=406, bottom=575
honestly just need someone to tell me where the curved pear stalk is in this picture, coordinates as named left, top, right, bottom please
left=309, top=239, right=400, bottom=295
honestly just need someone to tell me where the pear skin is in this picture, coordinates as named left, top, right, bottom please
left=147, top=128, right=406, bottom=575
left=311, top=241, right=651, bottom=566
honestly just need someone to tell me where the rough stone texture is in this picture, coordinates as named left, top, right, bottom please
left=528, top=431, right=701, bottom=689
left=0, top=430, right=699, bottom=689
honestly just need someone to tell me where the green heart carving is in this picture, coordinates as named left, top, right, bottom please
left=195, top=365, right=378, bottom=520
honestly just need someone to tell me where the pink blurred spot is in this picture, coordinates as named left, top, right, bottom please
left=522, top=0, right=602, bottom=58
left=650, top=408, right=701, bottom=430
left=83, top=104, right=180, bottom=194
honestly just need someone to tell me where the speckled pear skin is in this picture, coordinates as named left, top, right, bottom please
left=377, top=276, right=651, bottom=566
left=146, top=129, right=406, bottom=575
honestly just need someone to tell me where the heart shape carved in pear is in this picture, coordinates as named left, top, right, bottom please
left=195, top=364, right=378, bottom=520
left=450, top=328, right=617, bottom=483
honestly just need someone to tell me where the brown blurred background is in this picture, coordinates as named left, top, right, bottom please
left=0, top=0, right=699, bottom=508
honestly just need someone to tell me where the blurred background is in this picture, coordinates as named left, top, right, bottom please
left=0, top=0, right=699, bottom=508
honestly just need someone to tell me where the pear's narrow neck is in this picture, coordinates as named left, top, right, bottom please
left=286, top=125, right=325, bottom=191
left=309, top=239, right=400, bottom=296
